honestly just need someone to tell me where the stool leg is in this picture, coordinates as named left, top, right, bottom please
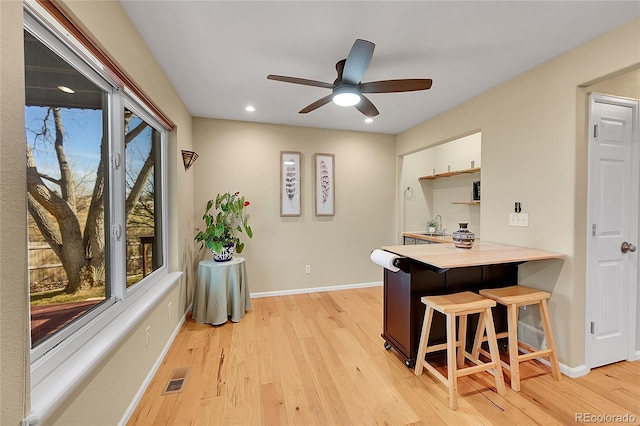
left=414, top=306, right=434, bottom=376
left=471, top=310, right=486, bottom=359
left=506, top=303, right=521, bottom=391
left=484, top=307, right=506, bottom=397
left=446, top=313, right=458, bottom=410
left=539, top=299, right=561, bottom=381
left=457, top=314, right=468, bottom=366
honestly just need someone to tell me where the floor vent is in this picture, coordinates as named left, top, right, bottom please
left=517, top=321, right=546, bottom=350
left=162, top=367, right=191, bottom=395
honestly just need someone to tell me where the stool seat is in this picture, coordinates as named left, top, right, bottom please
left=422, top=292, right=497, bottom=313
left=476, top=285, right=561, bottom=392
left=479, top=285, right=550, bottom=305
left=414, top=291, right=506, bottom=410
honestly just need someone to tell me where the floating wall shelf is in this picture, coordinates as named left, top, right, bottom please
left=419, top=167, right=481, bottom=180
left=451, top=201, right=480, bottom=205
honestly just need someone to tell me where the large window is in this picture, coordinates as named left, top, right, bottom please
left=24, top=11, right=167, bottom=360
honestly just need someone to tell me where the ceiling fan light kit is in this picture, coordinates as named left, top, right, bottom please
left=332, top=85, right=361, bottom=107
left=267, top=38, right=432, bottom=118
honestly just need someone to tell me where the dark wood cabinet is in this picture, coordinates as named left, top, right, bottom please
left=381, top=260, right=518, bottom=367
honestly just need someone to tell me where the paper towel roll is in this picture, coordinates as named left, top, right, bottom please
left=370, top=249, right=401, bottom=272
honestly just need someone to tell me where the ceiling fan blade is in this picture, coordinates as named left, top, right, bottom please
left=267, top=74, right=334, bottom=89
left=354, top=95, right=379, bottom=117
left=299, top=94, right=334, bottom=114
left=342, top=39, right=375, bottom=84
left=360, top=79, right=433, bottom=93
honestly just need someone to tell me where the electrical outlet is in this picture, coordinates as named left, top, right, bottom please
left=509, top=213, right=529, bottom=227
left=167, top=301, right=172, bottom=320
left=305, top=265, right=311, bottom=274
left=145, top=326, right=150, bottom=347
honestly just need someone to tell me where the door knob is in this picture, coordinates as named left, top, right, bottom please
left=621, top=241, right=637, bottom=253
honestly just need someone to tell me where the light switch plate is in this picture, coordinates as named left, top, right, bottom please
left=509, top=213, right=529, bottom=227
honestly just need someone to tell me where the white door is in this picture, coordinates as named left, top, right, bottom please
left=586, top=93, right=639, bottom=369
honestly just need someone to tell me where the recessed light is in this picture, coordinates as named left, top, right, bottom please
left=245, top=106, right=255, bottom=112
left=58, top=85, right=75, bottom=94
left=364, top=118, right=373, bottom=123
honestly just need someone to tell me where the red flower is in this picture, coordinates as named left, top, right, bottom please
left=235, top=191, right=240, bottom=195
left=244, top=201, right=250, bottom=206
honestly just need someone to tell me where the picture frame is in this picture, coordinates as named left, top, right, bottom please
left=280, top=151, right=301, bottom=216
left=314, top=153, right=335, bottom=216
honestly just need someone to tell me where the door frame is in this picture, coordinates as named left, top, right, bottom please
left=585, top=93, right=640, bottom=369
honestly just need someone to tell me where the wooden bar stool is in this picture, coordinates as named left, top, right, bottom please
left=414, top=291, right=506, bottom=410
left=475, top=285, right=561, bottom=391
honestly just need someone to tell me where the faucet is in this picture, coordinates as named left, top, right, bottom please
left=435, top=215, right=443, bottom=234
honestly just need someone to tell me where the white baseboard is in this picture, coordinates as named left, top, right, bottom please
left=118, top=311, right=188, bottom=426
left=560, top=353, right=640, bottom=377
left=517, top=345, right=589, bottom=378
left=250, top=281, right=382, bottom=298
left=563, top=363, right=590, bottom=378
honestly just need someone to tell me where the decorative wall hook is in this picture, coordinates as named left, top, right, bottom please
left=181, top=150, right=199, bottom=171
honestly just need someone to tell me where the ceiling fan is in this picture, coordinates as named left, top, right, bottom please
left=267, top=39, right=433, bottom=118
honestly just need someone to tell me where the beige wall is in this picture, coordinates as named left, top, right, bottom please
left=587, top=68, right=640, bottom=99
left=1, top=1, right=31, bottom=424
left=193, top=119, right=397, bottom=293
left=396, top=18, right=640, bottom=368
left=1, top=0, right=196, bottom=424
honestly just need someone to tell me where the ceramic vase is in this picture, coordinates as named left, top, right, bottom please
left=212, top=243, right=235, bottom=262
left=452, top=222, right=475, bottom=249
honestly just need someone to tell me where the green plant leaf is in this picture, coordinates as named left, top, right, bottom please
left=212, top=241, right=223, bottom=254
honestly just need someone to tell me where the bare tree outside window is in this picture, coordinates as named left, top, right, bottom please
left=25, top=30, right=160, bottom=347
left=125, top=108, right=162, bottom=287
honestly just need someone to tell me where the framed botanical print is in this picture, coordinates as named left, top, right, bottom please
left=314, top=153, right=335, bottom=216
left=280, top=151, right=301, bottom=216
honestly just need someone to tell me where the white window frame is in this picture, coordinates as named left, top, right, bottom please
left=25, top=11, right=118, bottom=361
left=120, top=96, right=169, bottom=298
left=23, top=3, right=177, bottom=424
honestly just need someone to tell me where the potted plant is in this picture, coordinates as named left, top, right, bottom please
left=195, top=191, right=253, bottom=261
left=427, top=219, right=438, bottom=233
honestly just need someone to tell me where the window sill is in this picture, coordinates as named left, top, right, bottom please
left=23, top=272, right=183, bottom=426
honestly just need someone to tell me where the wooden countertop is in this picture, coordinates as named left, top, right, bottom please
left=381, top=241, right=563, bottom=270
left=402, top=231, right=455, bottom=243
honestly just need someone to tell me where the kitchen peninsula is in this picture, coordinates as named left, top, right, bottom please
left=378, top=241, right=563, bottom=367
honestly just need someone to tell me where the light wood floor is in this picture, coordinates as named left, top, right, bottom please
left=128, top=286, right=640, bottom=425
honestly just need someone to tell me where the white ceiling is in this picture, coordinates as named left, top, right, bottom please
left=120, top=1, right=639, bottom=135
